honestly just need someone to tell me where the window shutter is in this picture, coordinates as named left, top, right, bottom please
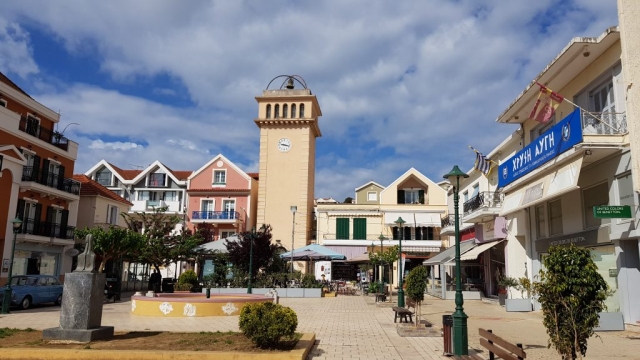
left=34, top=203, right=43, bottom=233
left=60, top=209, right=69, bottom=238
left=32, top=155, right=41, bottom=181
left=57, top=164, right=66, bottom=190
left=41, top=159, right=50, bottom=185
left=336, top=218, right=350, bottom=239
left=45, top=206, right=54, bottom=237
left=397, top=190, right=405, bottom=204
left=392, top=226, right=399, bottom=240
left=16, top=199, right=26, bottom=219
left=404, top=227, right=411, bottom=240
left=418, top=190, right=425, bottom=204
left=353, top=218, right=366, bottom=240
left=415, top=227, right=422, bottom=240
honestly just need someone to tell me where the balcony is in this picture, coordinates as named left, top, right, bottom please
left=19, top=116, right=71, bottom=151
left=462, top=192, right=503, bottom=223
left=21, top=166, right=81, bottom=197
left=440, top=215, right=475, bottom=235
left=581, top=111, right=627, bottom=136
left=191, top=211, right=240, bottom=224
left=321, top=233, right=441, bottom=250
left=17, top=218, right=76, bottom=244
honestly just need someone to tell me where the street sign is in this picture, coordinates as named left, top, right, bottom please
left=593, top=205, right=632, bottom=219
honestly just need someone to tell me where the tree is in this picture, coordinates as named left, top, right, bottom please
left=225, top=225, right=279, bottom=277
left=75, top=225, right=145, bottom=273
left=122, top=206, right=204, bottom=273
left=533, top=245, right=610, bottom=360
left=369, top=245, right=399, bottom=302
left=343, top=197, right=353, bottom=204
left=405, top=266, right=427, bottom=327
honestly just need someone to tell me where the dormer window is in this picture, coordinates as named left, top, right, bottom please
left=213, top=169, right=226, bottom=186
left=291, top=104, right=296, bottom=118
left=397, top=189, right=425, bottom=204
left=149, top=173, right=166, bottom=187
left=266, top=104, right=271, bottom=119
left=96, top=169, right=112, bottom=186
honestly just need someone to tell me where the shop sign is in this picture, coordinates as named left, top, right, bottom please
left=499, top=108, right=583, bottom=188
left=593, top=205, right=632, bottom=219
left=535, top=227, right=610, bottom=253
left=2, top=259, right=9, bottom=273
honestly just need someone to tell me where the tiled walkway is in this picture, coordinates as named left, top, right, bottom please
left=0, top=293, right=448, bottom=360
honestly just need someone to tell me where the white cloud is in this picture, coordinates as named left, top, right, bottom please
left=0, top=19, right=38, bottom=78
left=88, top=139, right=142, bottom=151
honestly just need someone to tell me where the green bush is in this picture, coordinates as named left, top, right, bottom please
left=178, top=270, right=198, bottom=285
left=300, top=273, right=322, bottom=288
left=239, top=302, right=298, bottom=348
left=174, top=283, right=193, bottom=292
left=405, top=266, right=427, bottom=302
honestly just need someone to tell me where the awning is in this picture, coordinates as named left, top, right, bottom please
left=500, top=156, right=583, bottom=216
left=280, top=244, right=347, bottom=260
left=460, top=240, right=504, bottom=261
left=384, top=213, right=441, bottom=226
left=422, top=241, right=476, bottom=265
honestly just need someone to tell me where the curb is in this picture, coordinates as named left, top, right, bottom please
left=0, top=333, right=316, bottom=360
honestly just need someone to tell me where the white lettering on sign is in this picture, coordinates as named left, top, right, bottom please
left=550, top=236, right=586, bottom=247
left=535, top=131, right=555, bottom=157
left=513, top=148, right=532, bottom=172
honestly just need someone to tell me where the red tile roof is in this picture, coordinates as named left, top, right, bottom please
left=108, top=162, right=191, bottom=181
left=187, top=188, right=250, bottom=193
left=171, top=170, right=192, bottom=181
left=247, top=172, right=259, bottom=180
left=0, top=72, right=31, bottom=98
left=73, top=175, right=133, bottom=206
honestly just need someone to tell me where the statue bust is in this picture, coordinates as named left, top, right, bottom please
left=75, top=234, right=96, bottom=273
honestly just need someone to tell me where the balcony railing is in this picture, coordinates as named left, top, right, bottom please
left=18, top=116, right=71, bottom=151
left=22, top=166, right=81, bottom=196
left=582, top=111, right=627, bottom=135
left=462, top=192, right=503, bottom=216
left=19, top=218, right=76, bottom=240
left=191, top=211, right=240, bottom=220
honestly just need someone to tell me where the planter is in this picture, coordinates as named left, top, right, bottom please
left=286, top=288, right=305, bottom=298
left=505, top=298, right=532, bottom=312
left=498, top=293, right=506, bottom=306
left=303, top=288, right=323, bottom=298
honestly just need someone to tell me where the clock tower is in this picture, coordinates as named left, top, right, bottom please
left=255, top=76, right=322, bottom=267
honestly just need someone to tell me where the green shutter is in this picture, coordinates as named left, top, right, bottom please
left=397, top=190, right=405, bottom=204
left=353, top=218, right=367, bottom=240
left=336, top=218, right=350, bottom=239
left=418, top=190, right=425, bottom=204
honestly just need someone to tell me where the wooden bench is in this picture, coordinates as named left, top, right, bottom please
left=391, top=306, right=414, bottom=323
left=451, top=329, right=526, bottom=360
left=374, top=292, right=386, bottom=303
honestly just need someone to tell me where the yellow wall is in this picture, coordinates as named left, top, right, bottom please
left=355, top=183, right=384, bottom=204
left=380, top=169, right=448, bottom=206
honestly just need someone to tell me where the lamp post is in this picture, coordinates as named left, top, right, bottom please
left=378, top=234, right=385, bottom=292
left=290, top=206, right=297, bottom=274
left=1, top=217, right=23, bottom=314
left=247, top=227, right=256, bottom=294
left=444, top=165, right=470, bottom=356
left=394, top=217, right=406, bottom=307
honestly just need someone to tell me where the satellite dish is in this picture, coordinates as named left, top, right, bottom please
left=66, top=248, right=80, bottom=257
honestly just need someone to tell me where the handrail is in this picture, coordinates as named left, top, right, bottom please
left=462, top=192, right=503, bottom=216
left=21, top=166, right=81, bottom=195
left=191, top=211, right=240, bottom=220
left=18, top=116, right=71, bottom=151
left=19, top=218, right=76, bottom=240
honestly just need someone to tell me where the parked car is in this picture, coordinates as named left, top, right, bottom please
left=1, top=275, right=63, bottom=310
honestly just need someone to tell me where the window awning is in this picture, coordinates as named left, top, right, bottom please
left=459, top=240, right=504, bottom=261
left=500, top=156, right=583, bottom=216
left=385, top=213, right=441, bottom=226
left=422, top=241, right=477, bottom=265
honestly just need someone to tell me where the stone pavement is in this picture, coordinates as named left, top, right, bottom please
left=1, top=293, right=638, bottom=359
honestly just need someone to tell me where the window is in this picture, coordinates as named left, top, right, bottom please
left=471, top=183, right=479, bottom=198
left=213, top=170, right=226, bottom=185
left=221, top=231, right=236, bottom=239
left=149, top=173, right=166, bottom=187
left=583, top=182, right=609, bottom=229
left=25, top=114, right=40, bottom=137
left=392, top=226, right=400, bottom=240
left=530, top=119, right=555, bottom=143
left=223, top=200, right=236, bottom=218
left=299, top=103, right=304, bottom=118
left=404, top=190, right=419, bottom=204
left=107, top=205, right=119, bottom=225
left=23, top=151, right=35, bottom=167
left=275, top=104, right=280, bottom=118
left=548, top=199, right=563, bottom=236
left=96, top=169, right=112, bottom=186
left=0, top=98, right=6, bottom=107
left=291, top=104, right=296, bottom=118
left=535, top=204, right=547, bottom=239
left=353, top=218, right=367, bottom=240
left=336, top=218, right=350, bottom=239
left=49, top=162, right=60, bottom=188
left=416, top=227, right=434, bottom=240
left=283, top=104, right=288, bottom=118
left=617, top=172, right=634, bottom=207
left=463, top=191, right=469, bottom=202
left=111, top=189, right=123, bottom=198
left=367, top=191, right=377, bottom=201
left=266, top=104, right=271, bottom=119
left=163, top=191, right=177, bottom=201
left=138, top=191, right=152, bottom=201
left=201, top=199, right=214, bottom=212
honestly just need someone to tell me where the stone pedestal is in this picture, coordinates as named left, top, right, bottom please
left=43, top=272, right=114, bottom=343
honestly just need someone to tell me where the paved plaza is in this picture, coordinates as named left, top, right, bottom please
left=0, top=293, right=638, bottom=359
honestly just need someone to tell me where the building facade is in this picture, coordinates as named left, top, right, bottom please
left=0, top=72, right=80, bottom=283
left=73, top=175, right=133, bottom=230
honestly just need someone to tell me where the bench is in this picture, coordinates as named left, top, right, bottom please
left=453, top=329, right=526, bottom=360
left=391, top=306, right=414, bottom=323
left=374, top=292, right=386, bottom=303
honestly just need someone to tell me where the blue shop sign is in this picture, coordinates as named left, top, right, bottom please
left=499, top=108, right=583, bottom=188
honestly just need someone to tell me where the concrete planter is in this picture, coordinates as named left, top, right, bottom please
left=595, top=312, right=625, bottom=331
left=303, top=288, right=323, bottom=298
left=505, top=298, right=532, bottom=312
left=286, top=288, right=305, bottom=298
left=200, top=288, right=324, bottom=298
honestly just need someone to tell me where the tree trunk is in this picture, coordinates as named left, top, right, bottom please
left=388, top=268, right=393, bottom=304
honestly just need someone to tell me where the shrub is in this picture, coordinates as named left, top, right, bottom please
left=498, top=276, right=519, bottom=298
left=178, top=270, right=198, bottom=286
left=239, top=302, right=298, bottom=348
left=174, top=283, right=193, bottom=292
left=300, top=273, right=322, bottom=288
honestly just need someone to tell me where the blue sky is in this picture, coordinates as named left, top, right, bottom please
left=0, top=0, right=618, bottom=200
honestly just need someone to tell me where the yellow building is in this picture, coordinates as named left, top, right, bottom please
left=254, top=76, right=321, bottom=269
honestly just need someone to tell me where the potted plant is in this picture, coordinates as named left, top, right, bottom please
left=504, top=276, right=533, bottom=312
left=497, top=276, right=512, bottom=306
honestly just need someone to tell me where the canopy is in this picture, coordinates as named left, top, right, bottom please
left=459, top=240, right=504, bottom=261
left=344, top=252, right=372, bottom=263
left=422, top=241, right=476, bottom=265
left=196, top=235, right=241, bottom=254
left=283, top=250, right=338, bottom=261
left=280, top=244, right=346, bottom=260
left=384, top=212, right=441, bottom=227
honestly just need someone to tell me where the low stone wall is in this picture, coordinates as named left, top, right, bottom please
left=203, top=288, right=323, bottom=298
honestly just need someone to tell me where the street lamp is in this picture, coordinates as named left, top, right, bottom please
left=290, top=206, right=297, bottom=273
left=247, top=227, right=256, bottom=294
left=395, top=217, right=406, bottom=307
left=1, top=217, right=23, bottom=314
left=377, top=234, right=385, bottom=293
left=444, top=165, right=470, bottom=356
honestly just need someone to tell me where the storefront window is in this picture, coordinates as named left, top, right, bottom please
left=617, top=172, right=634, bottom=207
left=535, top=204, right=547, bottom=239
left=583, top=182, right=609, bottom=229
left=11, top=251, right=59, bottom=276
left=548, top=199, right=563, bottom=235
left=589, top=245, right=619, bottom=313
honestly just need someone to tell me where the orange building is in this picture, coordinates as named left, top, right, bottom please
left=0, top=72, right=80, bottom=284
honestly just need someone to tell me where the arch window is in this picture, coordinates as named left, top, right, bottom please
left=283, top=104, right=288, bottom=118
left=274, top=104, right=280, bottom=118
left=299, top=104, right=305, bottom=118
left=291, top=104, right=296, bottom=118
left=266, top=104, right=271, bottom=119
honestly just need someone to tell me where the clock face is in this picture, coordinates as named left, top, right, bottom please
left=277, top=138, right=292, bottom=152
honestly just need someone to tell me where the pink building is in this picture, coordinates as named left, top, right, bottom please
left=187, top=154, right=258, bottom=242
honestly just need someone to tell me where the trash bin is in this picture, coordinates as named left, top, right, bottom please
left=442, top=314, right=453, bottom=355
left=161, top=278, right=174, bottom=293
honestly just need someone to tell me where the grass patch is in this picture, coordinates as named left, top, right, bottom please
left=0, top=328, right=20, bottom=339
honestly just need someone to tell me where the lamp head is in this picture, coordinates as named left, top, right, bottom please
left=378, top=234, right=385, bottom=241
left=290, top=205, right=297, bottom=214
left=394, top=217, right=406, bottom=227
left=11, top=217, right=22, bottom=232
left=443, top=165, right=469, bottom=183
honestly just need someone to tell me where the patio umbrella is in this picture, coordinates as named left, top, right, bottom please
left=280, top=244, right=346, bottom=260
left=195, top=235, right=241, bottom=254
left=284, top=249, right=338, bottom=261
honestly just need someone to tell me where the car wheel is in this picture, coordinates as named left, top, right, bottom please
left=20, top=296, right=31, bottom=310
left=55, top=294, right=62, bottom=306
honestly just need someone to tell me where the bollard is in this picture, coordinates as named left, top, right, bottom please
left=442, top=314, right=453, bottom=355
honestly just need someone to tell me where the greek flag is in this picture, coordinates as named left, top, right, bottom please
left=472, top=148, right=492, bottom=175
